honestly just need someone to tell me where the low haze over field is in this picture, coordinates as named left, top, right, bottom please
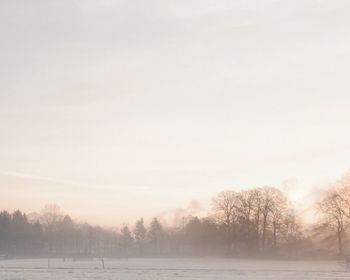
left=1, top=0, right=350, bottom=225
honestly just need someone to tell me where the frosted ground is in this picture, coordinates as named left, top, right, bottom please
left=0, top=258, right=349, bottom=280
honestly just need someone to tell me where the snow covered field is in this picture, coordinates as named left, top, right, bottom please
left=0, top=258, right=348, bottom=280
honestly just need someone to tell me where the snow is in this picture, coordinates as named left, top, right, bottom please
left=0, top=258, right=348, bottom=279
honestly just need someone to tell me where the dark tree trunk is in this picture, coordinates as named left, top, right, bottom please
left=262, top=214, right=267, bottom=251
left=337, top=228, right=343, bottom=256
left=273, top=221, right=277, bottom=250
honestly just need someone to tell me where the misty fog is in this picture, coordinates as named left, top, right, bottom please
left=2, top=0, right=350, bottom=279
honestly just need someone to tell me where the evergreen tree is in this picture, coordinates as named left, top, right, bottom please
left=133, top=218, right=146, bottom=256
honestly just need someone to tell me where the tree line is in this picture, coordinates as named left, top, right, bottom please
left=1, top=176, right=350, bottom=259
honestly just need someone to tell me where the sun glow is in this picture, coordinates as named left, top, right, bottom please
left=286, top=188, right=309, bottom=204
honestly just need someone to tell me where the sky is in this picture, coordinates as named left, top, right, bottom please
left=1, top=0, right=350, bottom=226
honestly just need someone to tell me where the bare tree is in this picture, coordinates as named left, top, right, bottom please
left=236, top=190, right=255, bottom=235
left=260, top=187, right=276, bottom=251
left=251, top=188, right=263, bottom=249
left=40, top=204, right=63, bottom=229
left=270, top=189, right=288, bottom=251
left=337, top=174, right=350, bottom=220
left=211, top=191, right=238, bottom=252
left=282, top=211, right=303, bottom=258
left=317, top=188, right=348, bottom=256
left=40, top=204, right=63, bottom=253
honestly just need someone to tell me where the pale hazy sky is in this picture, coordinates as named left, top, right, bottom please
left=1, top=0, right=350, bottom=226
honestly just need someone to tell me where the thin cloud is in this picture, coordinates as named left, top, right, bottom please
left=0, top=169, right=150, bottom=193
